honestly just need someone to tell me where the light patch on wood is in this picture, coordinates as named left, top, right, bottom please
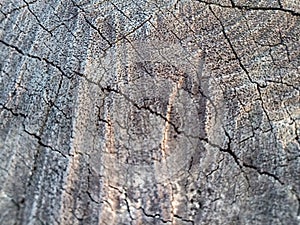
left=161, top=76, right=184, bottom=158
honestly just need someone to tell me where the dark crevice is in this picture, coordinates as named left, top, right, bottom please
left=124, top=193, right=134, bottom=225
left=140, top=207, right=171, bottom=223
left=205, top=157, right=224, bottom=178
left=242, top=162, right=284, bottom=185
left=99, top=83, right=183, bottom=135
left=86, top=191, right=101, bottom=205
left=197, top=0, right=300, bottom=16
left=83, top=16, right=112, bottom=50
left=0, top=39, right=73, bottom=79
left=22, top=0, right=53, bottom=36
left=209, top=6, right=274, bottom=134
left=0, top=0, right=37, bottom=18
left=0, top=103, right=27, bottom=118
left=174, top=214, right=195, bottom=225
left=23, top=126, right=67, bottom=158
left=220, top=129, right=241, bottom=168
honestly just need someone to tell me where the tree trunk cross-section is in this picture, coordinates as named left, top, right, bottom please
left=0, top=0, right=299, bottom=224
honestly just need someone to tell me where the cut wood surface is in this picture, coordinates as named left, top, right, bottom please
left=0, top=0, right=299, bottom=224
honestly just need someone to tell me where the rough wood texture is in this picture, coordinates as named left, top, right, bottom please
left=0, top=0, right=299, bottom=224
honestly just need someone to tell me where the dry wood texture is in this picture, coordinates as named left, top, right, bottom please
left=0, top=0, right=300, bottom=224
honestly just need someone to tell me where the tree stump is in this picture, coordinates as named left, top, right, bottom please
left=0, top=0, right=299, bottom=224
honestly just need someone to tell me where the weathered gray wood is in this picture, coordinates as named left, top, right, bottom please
left=0, top=0, right=299, bottom=224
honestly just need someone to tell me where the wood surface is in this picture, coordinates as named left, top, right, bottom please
left=0, top=0, right=299, bottom=224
